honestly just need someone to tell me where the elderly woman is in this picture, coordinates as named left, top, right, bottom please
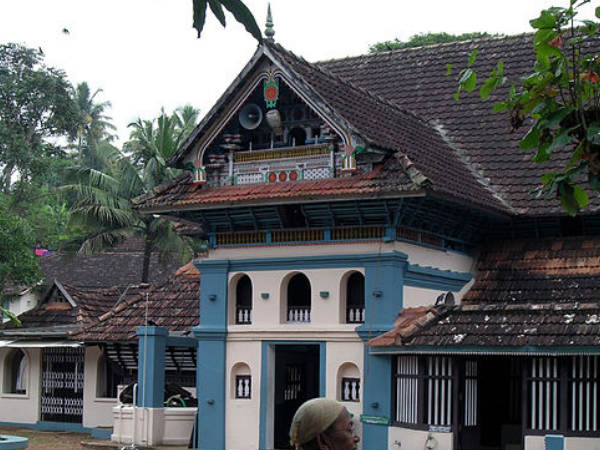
left=289, top=398, right=360, bottom=450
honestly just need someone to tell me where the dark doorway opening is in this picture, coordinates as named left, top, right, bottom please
left=273, top=345, right=320, bottom=449
left=460, top=357, right=522, bottom=450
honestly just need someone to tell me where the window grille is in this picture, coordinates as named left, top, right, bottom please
left=235, top=375, right=251, bottom=399
left=528, top=357, right=559, bottom=431
left=341, top=377, right=360, bottom=402
left=569, top=355, right=599, bottom=432
left=425, top=356, right=453, bottom=426
left=464, top=360, right=477, bottom=426
left=395, top=356, right=419, bottom=424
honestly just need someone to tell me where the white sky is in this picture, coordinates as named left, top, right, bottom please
left=0, top=1, right=595, bottom=145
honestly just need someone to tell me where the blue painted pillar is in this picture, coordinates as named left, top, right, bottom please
left=136, top=326, right=168, bottom=407
left=357, top=252, right=407, bottom=450
left=192, top=260, right=230, bottom=450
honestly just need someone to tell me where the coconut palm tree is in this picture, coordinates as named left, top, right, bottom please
left=62, top=107, right=201, bottom=283
left=72, top=82, right=116, bottom=171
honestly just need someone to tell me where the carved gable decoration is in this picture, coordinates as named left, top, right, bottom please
left=181, top=55, right=375, bottom=188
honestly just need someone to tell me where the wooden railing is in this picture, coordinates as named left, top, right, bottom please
left=272, top=229, right=324, bottom=243
left=331, top=226, right=385, bottom=240
left=217, top=231, right=266, bottom=246
left=234, top=144, right=329, bottom=163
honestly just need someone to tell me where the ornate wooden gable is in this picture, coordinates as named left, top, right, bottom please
left=181, top=55, right=384, bottom=187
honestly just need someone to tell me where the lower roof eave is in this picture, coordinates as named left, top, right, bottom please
left=136, top=189, right=428, bottom=214
left=369, top=345, right=600, bottom=356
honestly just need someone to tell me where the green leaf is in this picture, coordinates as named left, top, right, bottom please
left=480, top=77, right=499, bottom=100
left=558, top=182, right=578, bottom=215
left=219, top=0, right=262, bottom=43
left=445, top=63, right=452, bottom=76
left=459, top=69, right=477, bottom=92
left=468, top=49, right=478, bottom=67
left=545, top=107, right=573, bottom=128
left=530, top=10, right=557, bottom=29
left=192, top=0, right=208, bottom=38
left=492, top=102, right=508, bottom=113
left=520, top=126, right=541, bottom=150
left=546, top=128, right=573, bottom=154
left=596, top=6, right=600, bottom=18
left=572, top=185, right=589, bottom=207
left=208, top=0, right=227, bottom=27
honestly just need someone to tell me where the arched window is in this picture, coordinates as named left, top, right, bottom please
left=337, top=362, right=360, bottom=402
left=231, top=362, right=251, bottom=399
left=346, top=272, right=365, bottom=323
left=235, top=275, right=252, bottom=324
left=287, top=273, right=311, bottom=322
left=3, top=349, right=28, bottom=394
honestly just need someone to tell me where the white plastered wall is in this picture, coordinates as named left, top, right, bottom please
left=228, top=267, right=364, bottom=329
left=326, top=341, right=364, bottom=445
left=0, top=347, right=41, bottom=424
left=225, top=340, right=262, bottom=450
left=525, top=435, right=600, bottom=450
left=388, top=426, right=454, bottom=450
left=83, top=346, right=117, bottom=428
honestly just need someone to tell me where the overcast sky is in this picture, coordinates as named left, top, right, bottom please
left=0, top=1, right=594, bottom=144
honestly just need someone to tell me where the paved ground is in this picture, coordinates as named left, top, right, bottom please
left=0, top=426, right=190, bottom=449
left=0, top=426, right=98, bottom=449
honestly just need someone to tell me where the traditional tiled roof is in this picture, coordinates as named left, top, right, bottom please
left=39, top=238, right=181, bottom=288
left=369, top=236, right=600, bottom=349
left=319, top=34, right=600, bottom=215
left=0, top=282, right=134, bottom=335
left=138, top=40, right=510, bottom=214
left=73, top=262, right=201, bottom=342
left=135, top=154, right=418, bottom=211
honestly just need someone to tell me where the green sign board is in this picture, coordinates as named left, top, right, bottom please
left=360, top=414, right=390, bottom=425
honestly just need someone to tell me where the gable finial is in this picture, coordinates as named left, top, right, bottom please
left=264, top=3, right=275, bottom=41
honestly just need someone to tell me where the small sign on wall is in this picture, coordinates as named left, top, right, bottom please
left=360, top=415, right=390, bottom=425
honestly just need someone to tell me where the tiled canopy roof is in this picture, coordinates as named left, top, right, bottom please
left=369, top=236, right=600, bottom=349
left=0, top=283, right=131, bottom=335
left=73, top=262, right=201, bottom=342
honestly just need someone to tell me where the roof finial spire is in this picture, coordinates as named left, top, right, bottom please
left=264, top=3, right=275, bottom=41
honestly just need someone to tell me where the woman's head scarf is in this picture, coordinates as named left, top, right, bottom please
left=289, top=398, right=344, bottom=449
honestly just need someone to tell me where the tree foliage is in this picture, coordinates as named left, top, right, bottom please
left=62, top=107, right=202, bottom=283
left=0, top=198, right=42, bottom=324
left=192, top=0, right=262, bottom=42
left=452, top=0, right=600, bottom=215
left=0, top=43, right=78, bottom=193
left=370, top=32, right=499, bottom=53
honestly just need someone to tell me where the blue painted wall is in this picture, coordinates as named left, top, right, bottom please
left=192, top=259, right=230, bottom=450
left=136, top=326, right=167, bottom=407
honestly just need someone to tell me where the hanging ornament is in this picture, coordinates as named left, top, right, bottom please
left=263, top=75, right=279, bottom=109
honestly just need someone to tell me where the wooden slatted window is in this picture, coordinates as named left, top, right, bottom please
left=528, top=357, right=559, bottom=431
left=464, top=360, right=477, bottom=426
left=569, top=355, right=599, bottom=432
left=395, top=356, right=419, bottom=424
left=425, top=356, right=453, bottom=426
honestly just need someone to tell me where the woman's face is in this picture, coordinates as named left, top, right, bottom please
left=322, top=408, right=360, bottom=450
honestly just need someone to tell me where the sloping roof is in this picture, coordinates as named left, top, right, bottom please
left=319, top=34, right=600, bottom=215
left=39, top=238, right=181, bottom=288
left=0, top=282, right=135, bottom=335
left=73, top=262, right=201, bottom=342
left=369, top=235, right=600, bottom=349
